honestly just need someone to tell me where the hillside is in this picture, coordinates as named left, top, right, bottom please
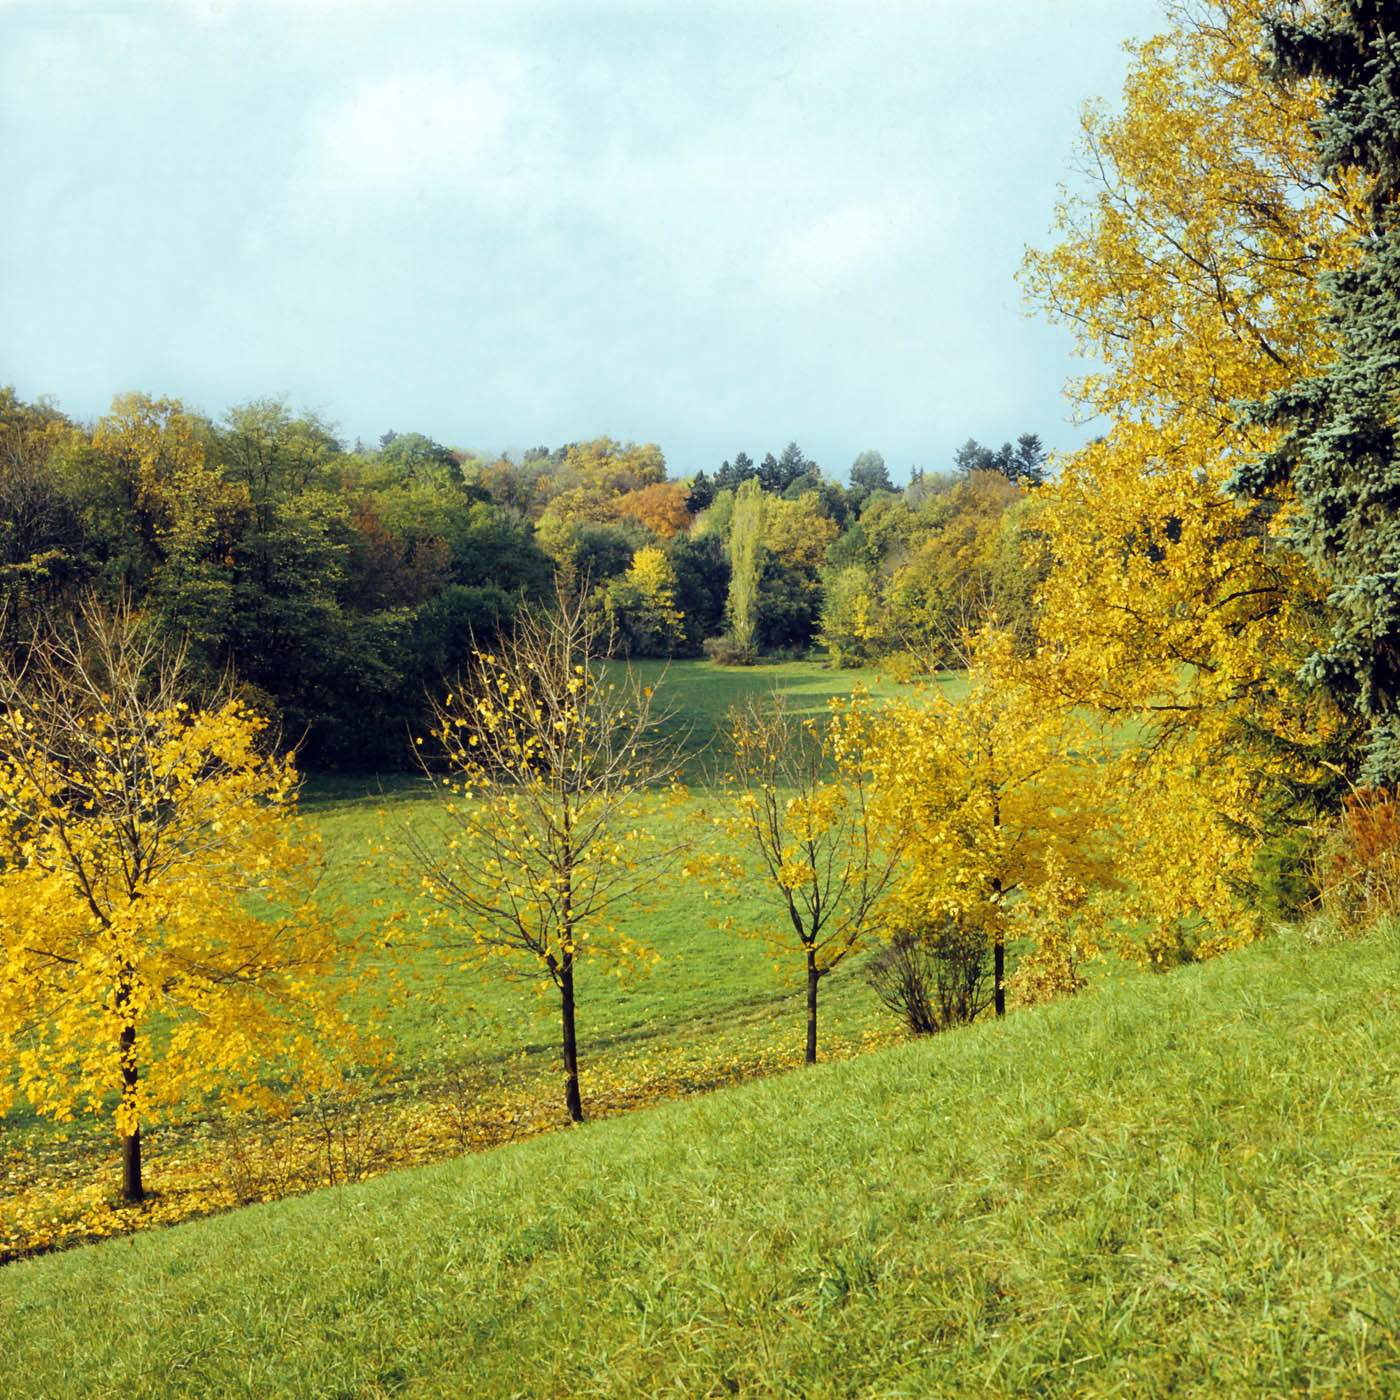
left=4, top=926, right=1398, bottom=1398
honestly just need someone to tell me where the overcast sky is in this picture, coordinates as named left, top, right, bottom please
left=1, top=0, right=1166, bottom=481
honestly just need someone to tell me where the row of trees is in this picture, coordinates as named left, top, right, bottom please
left=13, top=0, right=1400, bottom=1216
left=0, top=590, right=1109, bottom=1203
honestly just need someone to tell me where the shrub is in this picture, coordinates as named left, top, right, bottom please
left=875, top=649, right=927, bottom=685
left=865, top=920, right=993, bottom=1036
left=1252, top=828, right=1320, bottom=925
left=703, top=634, right=753, bottom=666
left=1315, top=787, right=1400, bottom=934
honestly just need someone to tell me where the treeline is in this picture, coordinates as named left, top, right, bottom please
left=0, top=386, right=1048, bottom=766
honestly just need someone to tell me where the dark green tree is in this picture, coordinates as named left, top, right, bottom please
left=1012, top=433, right=1047, bottom=487
left=714, top=452, right=755, bottom=492
left=954, top=435, right=1046, bottom=487
left=668, top=531, right=730, bottom=649
left=757, top=452, right=785, bottom=493
left=773, top=441, right=811, bottom=494
left=1232, top=3, right=1400, bottom=783
left=686, top=469, right=717, bottom=513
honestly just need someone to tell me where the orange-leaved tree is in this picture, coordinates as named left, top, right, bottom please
left=721, top=691, right=906, bottom=1064
left=406, top=590, right=690, bottom=1123
left=0, top=599, right=357, bottom=1202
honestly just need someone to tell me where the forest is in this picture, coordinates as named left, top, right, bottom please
left=0, top=385, right=1047, bottom=768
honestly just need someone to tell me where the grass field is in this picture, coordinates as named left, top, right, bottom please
left=5, top=921, right=1398, bottom=1397
left=290, top=656, right=929, bottom=1076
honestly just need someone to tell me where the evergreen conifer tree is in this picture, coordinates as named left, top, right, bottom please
left=1232, top=5, right=1400, bottom=782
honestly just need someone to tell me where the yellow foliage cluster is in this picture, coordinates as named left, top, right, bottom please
left=718, top=691, right=905, bottom=1061
left=416, top=662, right=678, bottom=979
left=614, top=481, right=693, bottom=539
left=405, top=594, right=691, bottom=1119
left=1021, top=0, right=1363, bottom=940
left=615, top=545, right=684, bottom=639
left=721, top=694, right=901, bottom=975
left=865, top=629, right=1116, bottom=996
left=0, top=684, right=357, bottom=1147
left=1006, top=853, right=1107, bottom=1008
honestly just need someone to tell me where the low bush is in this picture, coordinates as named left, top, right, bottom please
left=702, top=634, right=753, bottom=666
left=865, top=919, right=994, bottom=1036
left=1315, top=786, right=1400, bottom=933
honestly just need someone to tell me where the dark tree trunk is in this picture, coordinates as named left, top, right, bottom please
left=991, top=766, right=1005, bottom=1018
left=560, top=955, right=583, bottom=1123
left=806, top=948, right=820, bottom=1065
left=119, top=1019, right=144, bottom=1202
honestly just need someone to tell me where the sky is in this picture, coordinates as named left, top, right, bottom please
left=1, top=0, right=1167, bottom=482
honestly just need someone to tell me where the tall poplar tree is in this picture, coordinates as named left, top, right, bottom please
left=1233, top=3, right=1400, bottom=783
left=726, top=478, right=766, bottom=659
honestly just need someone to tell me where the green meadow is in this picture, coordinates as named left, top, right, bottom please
left=1, top=658, right=938, bottom=1252
left=5, top=659, right=1400, bottom=1396
left=300, top=657, right=942, bottom=1077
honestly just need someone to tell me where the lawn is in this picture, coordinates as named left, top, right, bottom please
left=298, top=655, right=932, bottom=1071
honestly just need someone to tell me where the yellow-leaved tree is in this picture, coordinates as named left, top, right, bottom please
left=604, top=545, right=685, bottom=656
left=1020, top=0, right=1365, bottom=944
left=721, top=692, right=906, bottom=1064
left=0, top=600, right=356, bottom=1202
left=87, top=392, right=247, bottom=652
left=866, top=629, right=1116, bottom=1016
left=406, top=591, right=690, bottom=1123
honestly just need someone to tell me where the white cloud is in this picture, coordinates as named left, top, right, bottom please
left=766, top=200, right=926, bottom=300
left=306, top=57, right=531, bottom=203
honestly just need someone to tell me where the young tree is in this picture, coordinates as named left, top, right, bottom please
left=722, top=692, right=905, bottom=1064
left=407, top=591, right=689, bottom=1122
left=818, top=563, right=885, bottom=668
left=604, top=546, right=685, bottom=657
left=0, top=599, right=353, bottom=1202
left=866, top=629, right=1115, bottom=1015
left=726, top=478, right=766, bottom=659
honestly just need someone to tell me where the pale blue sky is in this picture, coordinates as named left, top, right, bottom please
left=2, top=0, right=1166, bottom=480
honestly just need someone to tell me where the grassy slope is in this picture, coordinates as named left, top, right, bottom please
left=5, top=927, right=1400, bottom=1398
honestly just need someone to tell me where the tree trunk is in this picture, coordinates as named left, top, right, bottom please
left=119, top=1020, right=144, bottom=1202
left=994, top=934, right=1005, bottom=1020
left=559, top=955, right=583, bottom=1123
left=991, top=766, right=1005, bottom=1019
left=805, top=948, right=820, bottom=1065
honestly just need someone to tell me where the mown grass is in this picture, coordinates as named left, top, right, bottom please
left=5, top=924, right=1399, bottom=1397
